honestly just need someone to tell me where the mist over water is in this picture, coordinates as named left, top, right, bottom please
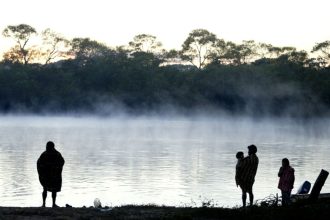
left=0, top=114, right=329, bottom=207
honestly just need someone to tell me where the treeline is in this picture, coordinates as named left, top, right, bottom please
left=1, top=24, right=330, bottom=117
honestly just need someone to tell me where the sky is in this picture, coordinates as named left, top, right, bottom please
left=1, top=0, right=330, bottom=53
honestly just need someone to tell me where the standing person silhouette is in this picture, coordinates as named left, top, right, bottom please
left=278, top=158, right=295, bottom=206
left=235, top=151, right=244, bottom=187
left=37, top=141, right=65, bottom=208
left=239, top=145, right=259, bottom=207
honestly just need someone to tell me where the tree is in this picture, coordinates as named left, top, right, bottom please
left=128, top=34, right=166, bottom=67
left=181, top=29, right=217, bottom=69
left=237, top=40, right=259, bottom=64
left=306, top=57, right=328, bottom=69
left=161, top=49, right=184, bottom=66
left=128, top=34, right=163, bottom=53
left=287, top=50, right=309, bottom=65
left=208, top=38, right=227, bottom=64
left=220, top=41, right=242, bottom=65
left=255, top=43, right=273, bottom=59
left=221, top=40, right=260, bottom=65
left=41, top=28, right=70, bottom=64
left=312, top=41, right=330, bottom=66
left=69, top=38, right=113, bottom=65
left=269, top=46, right=296, bottom=58
left=2, top=24, right=37, bottom=64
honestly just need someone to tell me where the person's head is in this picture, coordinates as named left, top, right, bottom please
left=46, top=141, right=55, bottom=151
left=248, top=144, right=257, bottom=155
left=282, top=158, right=290, bottom=167
left=236, top=151, right=244, bottom=159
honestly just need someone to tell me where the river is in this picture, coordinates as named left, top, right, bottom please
left=0, top=115, right=329, bottom=207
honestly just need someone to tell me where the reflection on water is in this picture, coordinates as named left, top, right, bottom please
left=0, top=115, right=329, bottom=207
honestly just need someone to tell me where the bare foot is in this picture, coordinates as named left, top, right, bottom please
left=52, top=204, right=59, bottom=208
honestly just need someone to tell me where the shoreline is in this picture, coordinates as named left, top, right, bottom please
left=1, top=199, right=330, bottom=220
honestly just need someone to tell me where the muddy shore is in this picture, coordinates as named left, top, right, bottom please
left=1, top=200, right=330, bottom=220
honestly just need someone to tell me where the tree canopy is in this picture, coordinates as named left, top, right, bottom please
left=181, top=29, right=217, bottom=69
left=1, top=24, right=330, bottom=117
left=2, top=24, right=37, bottom=64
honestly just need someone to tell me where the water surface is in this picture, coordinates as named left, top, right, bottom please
left=0, top=115, right=329, bottom=207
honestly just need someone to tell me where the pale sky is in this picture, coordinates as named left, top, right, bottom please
left=1, top=0, right=330, bottom=53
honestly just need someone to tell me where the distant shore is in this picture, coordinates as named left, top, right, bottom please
left=1, top=199, right=330, bottom=220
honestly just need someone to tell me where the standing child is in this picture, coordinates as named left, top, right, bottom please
left=235, top=151, right=244, bottom=187
left=278, top=158, right=295, bottom=206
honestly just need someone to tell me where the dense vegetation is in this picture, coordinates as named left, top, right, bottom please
left=1, top=24, right=330, bottom=117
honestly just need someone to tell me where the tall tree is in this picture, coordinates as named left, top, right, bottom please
left=128, top=34, right=163, bottom=53
left=2, top=24, right=37, bottom=64
left=41, top=28, right=70, bottom=64
left=181, top=29, right=217, bottom=69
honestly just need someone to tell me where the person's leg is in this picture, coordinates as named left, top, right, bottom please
left=281, top=191, right=290, bottom=206
left=248, top=189, right=254, bottom=206
left=281, top=190, right=287, bottom=206
left=287, top=190, right=292, bottom=205
left=42, top=189, right=47, bottom=207
left=242, top=189, right=247, bottom=207
left=52, top=192, right=58, bottom=207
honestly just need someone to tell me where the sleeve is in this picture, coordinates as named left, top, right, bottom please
left=278, top=167, right=283, bottom=177
left=290, top=168, right=295, bottom=188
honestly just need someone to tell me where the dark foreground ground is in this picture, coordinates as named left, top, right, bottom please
left=1, top=199, right=330, bottom=220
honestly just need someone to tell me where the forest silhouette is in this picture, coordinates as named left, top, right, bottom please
left=1, top=24, right=330, bottom=117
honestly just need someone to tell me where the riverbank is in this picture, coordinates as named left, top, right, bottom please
left=1, top=199, right=330, bottom=220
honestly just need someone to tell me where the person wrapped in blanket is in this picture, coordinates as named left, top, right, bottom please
left=37, top=141, right=65, bottom=208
